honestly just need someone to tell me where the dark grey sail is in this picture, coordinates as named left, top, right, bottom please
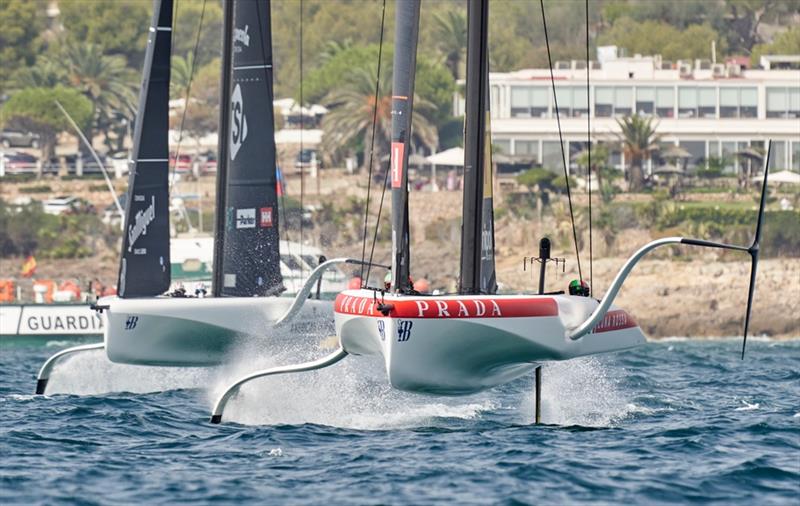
left=459, top=0, right=496, bottom=295
left=389, top=0, right=421, bottom=294
left=117, top=0, right=172, bottom=298
left=216, top=0, right=283, bottom=297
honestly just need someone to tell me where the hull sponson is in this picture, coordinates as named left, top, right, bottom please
left=104, top=296, right=332, bottom=366
left=334, top=289, right=644, bottom=395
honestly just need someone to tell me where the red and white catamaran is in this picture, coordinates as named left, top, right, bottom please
left=210, top=0, right=770, bottom=424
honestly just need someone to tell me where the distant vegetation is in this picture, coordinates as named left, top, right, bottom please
left=1, top=0, right=798, bottom=166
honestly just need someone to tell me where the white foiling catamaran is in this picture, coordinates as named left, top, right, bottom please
left=35, top=0, right=365, bottom=395
left=210, top=0, right=772, bottom=424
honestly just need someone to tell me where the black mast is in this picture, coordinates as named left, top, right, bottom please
left=216, top=0, right=283, bottom=297
left=117, top=0, right=173, bottom=298
left=459, top=0, right=495, bottom=294
left=389, top=0, right=421, bottom=293
left=212, top=0, right=234, bottom=297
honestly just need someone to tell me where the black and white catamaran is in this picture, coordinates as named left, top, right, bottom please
left=210, top=0, right=771, bottom=424
left=35, top=0, right=362, bottom=394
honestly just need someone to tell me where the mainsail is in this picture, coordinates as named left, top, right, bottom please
left=117, top=0, right=173, bottom=298
left=459, top=0, right=496, bottom=294
left=215, top=0, right=283, bottom=297
left=389, top=0, right=421, bottom=293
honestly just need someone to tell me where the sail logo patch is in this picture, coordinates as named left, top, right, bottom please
left=260, top=207, right=273, bottom=228
left=127, top=196, right=156, bottom=253
left=233, top=25, right=250, bottom=52
left=230, top=84, right=248, bottom=160
left=391, top=142, right=404, bottom=188
left=236, top=208, right=256, bottom=229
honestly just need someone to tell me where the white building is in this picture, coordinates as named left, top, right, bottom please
left=461, top=54, right=800, bottom=175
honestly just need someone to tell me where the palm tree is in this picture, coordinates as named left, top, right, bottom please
left=616, top=114, right=661, bottom=192
left=170, top=52, right=194, bottom=99
left=433, top=9, right=467, bottom=80
left=320, top=65, right=438, bottom=169
left=61, top=41, right=138, bottom=151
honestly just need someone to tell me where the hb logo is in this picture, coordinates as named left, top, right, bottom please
left=377, top=320, right=385, bottom=341
left=397, top=320, right=413, bottom=342
left=125, top=316, right=139, bottom=330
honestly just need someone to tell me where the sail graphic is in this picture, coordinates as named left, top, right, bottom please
left=459, top=0, right=495, bottom=295
left=117, top=0, right=172, bottom=298
left=389, top=0, right=421, bottom=294
left=216, top=0, right=283, bottom=297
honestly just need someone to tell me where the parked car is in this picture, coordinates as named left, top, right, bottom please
left=42, top=195, right=95, bottom=215
left=1, top=130, right=40, bottom=149
left=295, top=148, right=323, bottom=170
left=170, top=152, right=192, bottom=173
left=1, top=151, right=38, bottom=174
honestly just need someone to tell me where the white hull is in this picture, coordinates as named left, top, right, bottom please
left=334, top=289, right=645, bottom=395
left=103, top=295, right=333, bottom=366
left=0, top=304, right=104, bottom=337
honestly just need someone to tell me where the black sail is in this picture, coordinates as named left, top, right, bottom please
left=459, top=0, right=495, bottom=294
left=117, top=0, right=172, bottom=298
left=389, top=0, right=421, bottom=293
left=217, top=0, right=283, bottom=297
left=479, top=63, right=497, bottom=294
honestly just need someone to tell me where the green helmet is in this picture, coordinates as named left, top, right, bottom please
left=569, top=279, right=590, bottom=296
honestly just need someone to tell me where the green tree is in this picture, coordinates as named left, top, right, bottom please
left=58, top=0, right=150, bottom=68
left=171, top=52, right=195, bottom=100
left=61, top=41, right=138, bottom=152
left=0, top=0, right=45, bottom=91
left=320, top=66, right=438, bottom=169
left=599, top=17, right=726, bottom=62
left=616, top=114, right=660, bottom=192
left=172, top=0, right=223, bottom=70
left=432, top=9, right=467, bottom=80
left=1, top=87, right=93, bottom=165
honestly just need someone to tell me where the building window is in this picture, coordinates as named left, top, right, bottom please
left=573, top=87, right=589, bottom=117
left=766, top=87, right=800, bottom=118
left=741, top=88, right=757, bottom=118
left=614, top=87, right=633, bottom=116
left=595, top=86, right=613, bottom=117
left=708, top=140, right=720, bottom=159
left=542, top=141, right=564, bottom=172
left=493, top=138, right=511, bottom=155
left=719, top=88, right=739, bottom=118
left=514, top=140, right=537, bottom=156
left=771, top=141, right=787, bottom=169
left=678, top=87, right=697, bottom=118
left=679, top=140, right=706, bottom=169
left=792, top=141, right=799, bottom=171
left=636, top=87, right=655, bottom=115
left=698, top=88, right=716, bottom=118
left=554, top=86, right=573, bottom=117
left=510, top=86, right=549, bottom=118
left=655, top=87, right=674, bottom=117
left=722, top=141, right=738, bottom=173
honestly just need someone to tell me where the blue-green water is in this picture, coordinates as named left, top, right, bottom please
left=1, top=338, right=798, bottom=504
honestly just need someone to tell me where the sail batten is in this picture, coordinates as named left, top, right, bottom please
left=117, top=0, right=173, bottom=298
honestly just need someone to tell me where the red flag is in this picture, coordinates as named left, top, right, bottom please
left=21, top=255, right=37, bottom=277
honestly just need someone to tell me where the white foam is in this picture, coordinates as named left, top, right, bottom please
left=45, top=348, right=214, bottom=395
left=208, top=338, right=496, bottom=430
left=734, top=400, right=760, bottom=411
left=520, top=357, right=635, bottom=427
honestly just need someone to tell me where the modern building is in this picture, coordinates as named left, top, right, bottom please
left=466, top=53, right=800, bottom=175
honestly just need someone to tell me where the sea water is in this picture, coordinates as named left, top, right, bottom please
left=1, top=337, right=798, bottom=504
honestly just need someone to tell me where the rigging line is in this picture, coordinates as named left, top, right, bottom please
left=359, top=0, right=388, bottom=287
left=539, top=0, right=583, bottom=283
left=585, top=0, right=592, bottom=296
left=170, top=0, right=207, bottom=195
left=299, top=0, right=304, bottom=278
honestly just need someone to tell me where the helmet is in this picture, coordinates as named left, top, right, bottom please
left=569, top=279, right=590, bottom=296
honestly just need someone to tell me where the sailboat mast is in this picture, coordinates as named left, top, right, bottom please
left=212, top=0, right=234, bottom=297
left=459, top=0, right=494, bottom=295
left=389, top=0, right=421, bottom=293
left=117, top=0, right=173, bottom=298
